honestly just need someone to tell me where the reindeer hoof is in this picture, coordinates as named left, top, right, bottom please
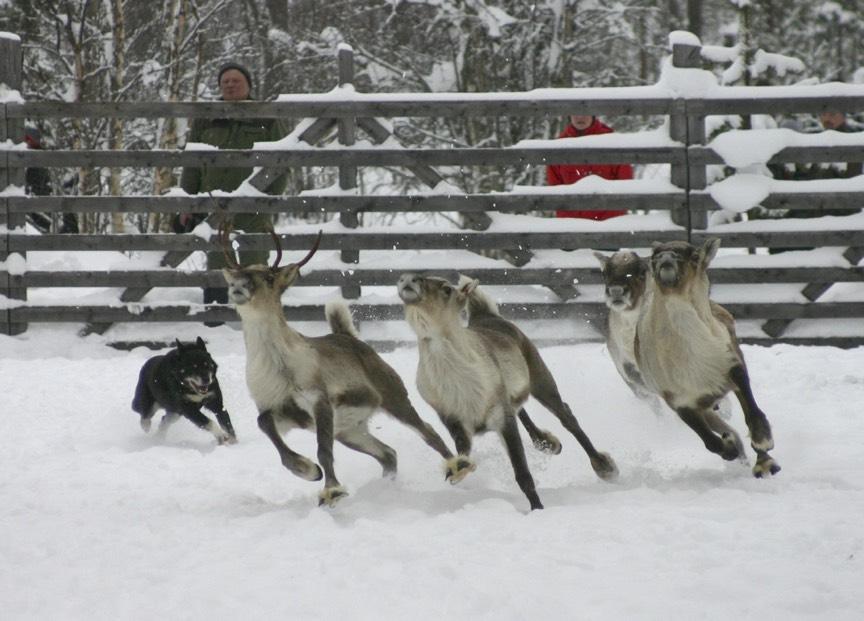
left=719, top=433, right=742, bottom=461
left=318, top=486, right=348, bottom=508
left=591, top=452, right=619, bottom=482
left=532, top=431, right=562, bottom=455
left=444, top=456, right=477, bottom=484
left=753, top=455, right=781, bottom=478
left=285, top=457, right=323, bottom=481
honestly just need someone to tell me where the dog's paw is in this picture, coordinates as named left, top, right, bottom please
left=140, top=418, right=152, bottom=433
left=444, top=456, right=477, bottom=484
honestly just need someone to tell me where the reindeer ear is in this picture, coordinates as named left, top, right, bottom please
left=457, top=276, right=479, bottom=297
left=700, top=238, right=721, bottom=268
left=592, top=251, right=610, bottom=268
left=275, top=264, right=300, bottom=290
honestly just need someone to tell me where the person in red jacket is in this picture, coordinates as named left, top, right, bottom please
left=546, top=115, right=633, bottom=220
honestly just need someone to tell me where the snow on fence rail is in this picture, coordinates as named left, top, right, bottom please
left=1, top=36, right=864, bottom=345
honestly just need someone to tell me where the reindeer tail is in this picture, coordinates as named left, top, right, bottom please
left=325, top=300, right=360, bottom=338
left=458, top=274, right=500, bottom=318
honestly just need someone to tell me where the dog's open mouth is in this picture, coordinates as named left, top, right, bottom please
left=185, top=377, right=211, bottom=395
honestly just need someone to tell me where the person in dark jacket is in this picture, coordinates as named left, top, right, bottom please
left=24, top=127, right=79, bottom=234
left=546, top=115, right=634, bottom=220
left=176, top=62, right=287, bottom=319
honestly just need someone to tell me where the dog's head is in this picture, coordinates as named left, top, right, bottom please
left=593, top=250, right=648, bottom=312
left=173, top=337, right=218, bottom=397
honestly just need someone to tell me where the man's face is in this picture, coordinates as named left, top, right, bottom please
left=220, top=69, right=250, bottom=101
left=569, top=115, right=594, bottom=130
left=819, top=111, right=846, bottom=130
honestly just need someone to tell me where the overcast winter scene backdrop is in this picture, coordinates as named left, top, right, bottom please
left=2, top=1, right=864, bottom=620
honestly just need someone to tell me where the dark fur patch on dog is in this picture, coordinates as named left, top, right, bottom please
left=131, top=337, right=236, bottom=444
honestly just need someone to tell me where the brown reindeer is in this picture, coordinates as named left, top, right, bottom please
left=635, top=239, right=779, bottom=477
left=221, top=228, right=459, bottom=506
left=397, top=273, right=617, bottom=510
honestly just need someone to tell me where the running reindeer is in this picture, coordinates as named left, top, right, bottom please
left=221, top=227, right=462, bottom=506
left=397, top=273, right=618, bottom=511
left=635, top=239, right=780, bottom=477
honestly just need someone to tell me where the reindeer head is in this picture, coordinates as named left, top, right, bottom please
left=220, top=223, right=322, bottom=309
left=649, top=238, right=720, bottom=293
left=397, top=273, right=477, bottom=335
left=594, top=250, right=648, bottom=311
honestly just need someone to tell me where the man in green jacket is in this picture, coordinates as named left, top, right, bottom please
left=176, top=62, right=287, bottom=317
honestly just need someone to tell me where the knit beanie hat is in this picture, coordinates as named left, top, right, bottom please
left=217, top=62, right=254, bottom=93
left=24, top=126, right=41, bottom=148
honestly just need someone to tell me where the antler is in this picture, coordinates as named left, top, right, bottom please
left=296, top=230, right=323, bottom=269
left=266, top=223, right=283, bottom=269
left=218, top=217, right=240, bottom=269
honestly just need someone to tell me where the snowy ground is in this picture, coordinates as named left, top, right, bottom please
left=2, top=324, right=863, bottom=620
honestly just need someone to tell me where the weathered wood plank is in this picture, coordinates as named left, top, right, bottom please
left=8, top=193, right=689, bottom=214
left=10, top=229, right=864, bottom=253
left=6, top=97, right=677, bottom=120
left=8, top=93, right=863, bottom=121
left=6, top=301, right=864, bottom=324
left=7, top=266, right=863, bottom=290
left=9, top=230, right=691, bottom=252
left=8, top=146, right=685, bottom=168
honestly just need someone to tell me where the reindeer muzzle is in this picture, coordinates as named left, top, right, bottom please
left=397, top=273, right=422, bottom=303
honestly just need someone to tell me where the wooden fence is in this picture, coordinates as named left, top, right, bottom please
left=2, top=36, right=864, bottom=346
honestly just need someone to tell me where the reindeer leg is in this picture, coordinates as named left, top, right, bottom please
left=534, top=395, right=618, bottom=481
left=500, top=414, right=543, bottom=511
left=703, top=408, right=748, bottom=464
left=442, top=415, right=477, bottom=484
left=729, top=365, right=780, bottom=477
left=313, top=400, right=347, bottom=507
left=676, top=406, right=741, bottom=461
left=337, top=425, right=398, bottom=478
left=383, top=401, right=454, bottom=461
left=257, top=409, right=323, bottom=481
left=517, top=408, right=562, bottom=455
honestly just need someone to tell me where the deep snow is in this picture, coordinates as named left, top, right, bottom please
left=2, top=324, right=863, bottom=620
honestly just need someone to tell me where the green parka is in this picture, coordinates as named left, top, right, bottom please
left=180, top=115, right=287, bottom=267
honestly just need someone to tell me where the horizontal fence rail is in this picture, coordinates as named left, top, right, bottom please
left=2, top=40, right=864, bottom=346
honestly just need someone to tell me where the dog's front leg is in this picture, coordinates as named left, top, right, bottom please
left=179, top=405, right=234, bottom=445
left=204, top=388, right=237, bottom=442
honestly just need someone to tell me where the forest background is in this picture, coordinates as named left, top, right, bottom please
left=1, top=0, right=862, bottom=233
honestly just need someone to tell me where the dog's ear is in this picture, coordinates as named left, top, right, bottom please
left=175, top=338, right=183, bottom=351
left=196, top=336, right=207, bottom=350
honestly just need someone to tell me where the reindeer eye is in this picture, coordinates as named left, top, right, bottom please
left=442, top=285, right=453, bottom=296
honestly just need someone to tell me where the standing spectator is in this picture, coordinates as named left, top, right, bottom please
left=175, top=62, right=287, bottom=323
left=546, top=115, right=633, bottom=220
left=24, top=127, right=79, bottom=234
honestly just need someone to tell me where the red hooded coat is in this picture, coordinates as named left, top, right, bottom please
left=546, top=117, right=633, bottom=220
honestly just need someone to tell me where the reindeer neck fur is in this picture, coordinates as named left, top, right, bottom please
left=406, top=305, right=505, bottom=430
left=607, top=303, right=641, bottom=373
left=236, top=298, right=318, bottom=411
left=637, top=275, right=737, bottom=405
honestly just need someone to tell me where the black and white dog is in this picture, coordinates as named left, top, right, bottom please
left=131, top=337, right=236, bottom=444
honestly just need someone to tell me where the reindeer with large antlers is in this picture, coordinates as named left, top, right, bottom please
left=220, top=226, right=462, bottom=506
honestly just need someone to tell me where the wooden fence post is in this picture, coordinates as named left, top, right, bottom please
left=0, top=33, right=26, bottom=335
left=337, top=45, right=361, bottom=299
left=669, top=41, right=707, bottom=232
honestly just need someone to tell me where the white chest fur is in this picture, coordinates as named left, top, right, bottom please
left=637, top=295, right=737, bottom=406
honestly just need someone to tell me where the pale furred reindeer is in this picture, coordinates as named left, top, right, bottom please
left=221, top=228, right=460, bottom=506
left=635, top=238, right=780, bottom=477
left=397, top=273, right=618, bottom=511
left=594, top=249, right=735, bottom=423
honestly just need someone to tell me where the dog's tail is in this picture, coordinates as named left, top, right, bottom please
left=458, top=274, right=500, bottom=319
left=325, top=300, right=359, bottom=338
